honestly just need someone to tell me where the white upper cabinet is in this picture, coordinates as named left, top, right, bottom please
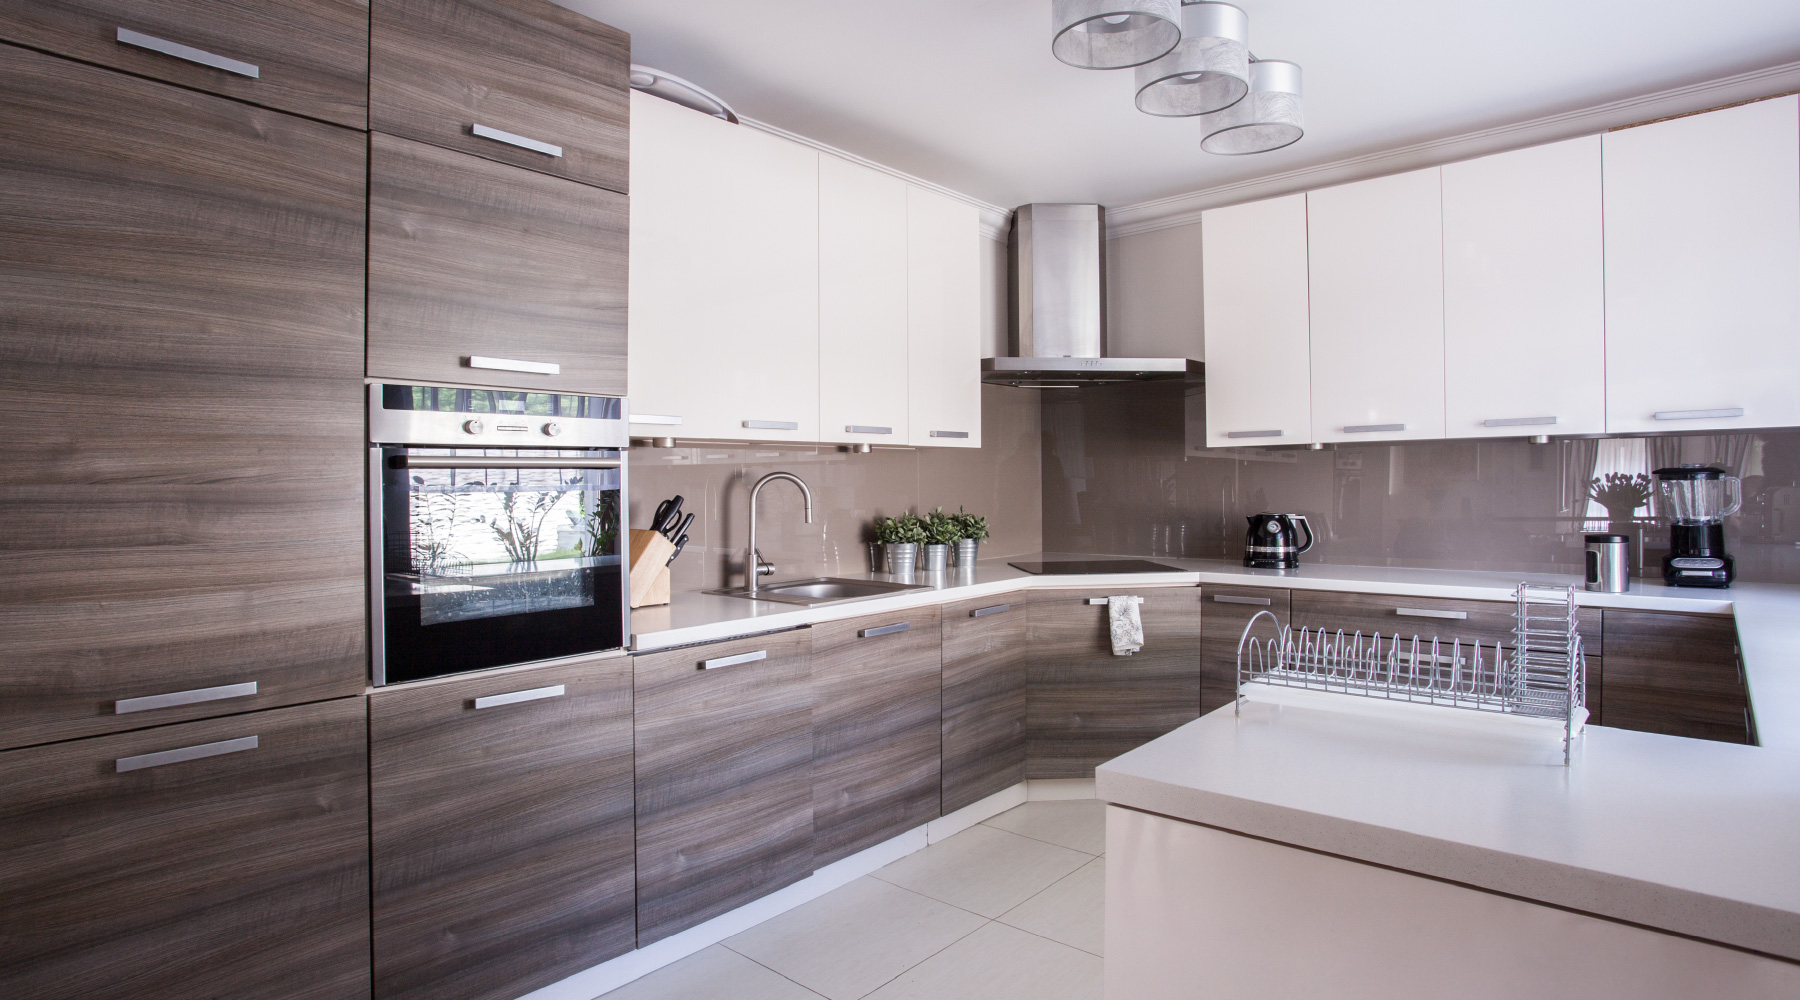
left=1200, top=193, right=1312, bottom=447
left=1443, top=135, right=1606, bottom=438
left=1307, top=167, right=1446, bottom=444
left=1602, top=95, right=1800, bottom=434
left=818, top=155, right=909, bottom=445
left=628, top=92, right=820, bottom=441
left=906, top=185, right=982, bottom=448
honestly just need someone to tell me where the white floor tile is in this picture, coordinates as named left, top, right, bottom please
left=862, top=922, right=1103, bottom=1000
left=997, top=855, right=1105, bottom=956
left=982, top=800, right=1107, bottom=855
left=724, top=877, right=988, bottom=1000
left=871, top=825, right=1090, bottom=918
left=599, top=944, right=825, bottom=1000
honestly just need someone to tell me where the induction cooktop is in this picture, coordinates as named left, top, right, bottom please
left=1008, top=559, right=1185, bottom=575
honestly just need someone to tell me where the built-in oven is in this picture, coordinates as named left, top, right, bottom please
left=369, top=384, right=628, bottom=685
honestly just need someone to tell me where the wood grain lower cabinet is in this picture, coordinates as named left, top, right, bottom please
left=1289, top=590, right=1603, bottom=656
left=1026, top=587, right=1203, bottom=778
left=367, top=131, right=628, bottom=395
left=941, top=595, right=1027, bottom=813
left=812, top=608, right=943, bottom=867
left=634, top=630, right=814, bottom=945
left=0, top=45, right=368, bottom=752
left=370, top=656, right=636, bottom=1000
left=0, top=698, right=370, bottom=999
left=1601, top=611, right=1749, bottom=744
left=1200, top=586, right=1291, bottom=715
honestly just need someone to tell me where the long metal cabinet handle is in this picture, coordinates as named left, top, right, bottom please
left=1212, top=595, right=1270, bottom=606
left=929, top=430, right=970, bottom=439
left=1654, top=408, right=1744, bottom=421
left=393, top=455, right=622, bottom=470
left=1226, top=430, right=1283, bottom=439
left=1344, top=423, right=1406, bottom=434
left=472, top=123, right=564, bottom=157
left=743, top=420, right=799, bottom=431
left=859, top=622, right=911, bottom=638
left=1395, top=607, right=1468, bottom=620
left=970, top=603, right=1011, bottom=617
left=116, top=27, right=259, bottom=78
left=700, top=649, right=767, bottom=670
left=116, top=735, right=258, bottom=773
left=1087, top=596, right=1143, bottom=606
left=473, top=684, right=565, bottom=709
left=467, top=355, right=560, bottom=375
left=845, top=425, right=893, bottom=435
left=1483, top=416, right=1558, bottom=428
left=116, top=681, right=257, bottom=715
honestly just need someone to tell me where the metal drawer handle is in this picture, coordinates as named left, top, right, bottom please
left=929, top=430, right=970, bottom=439
left=115, top=681, right=257, bottom=715
left=701, top=649, right=767, bottom=670
left=1483, top=416, right=1558, bottom=428
left=1212, top=595, right=1271, bottom=606
left=394, top=455, right=621, bottom=470
left=1226, top=430, right=1283, bottom=439
left=743, top=420, right=800, bottom=431
left=1344, top=423, right=1406, bottom=434
left=473, top=684, right=565, bottom=710
left=1088, top=596, right=1143, bottom=606
left=970, top=603, right=1012, bottom=617
left=472, top=123, right=564, bottom=158
left=467, top=355, right=560, bottom=376
left=859, top=622, right=911, bottom=638
left=1395, top=607, right=1468, bottom=620
left=846, top=425, right=893, bottom=435
left=116, top=27, right=259, bottom=78
left=117, top=735, right=258, bottom=773
left=1654, top=408, right=1743, bottom=421
left=632, top=414, right=683, bottom=425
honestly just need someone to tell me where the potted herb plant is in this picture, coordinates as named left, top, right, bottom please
left=874, top=513, right=926, bottom=575
left=921, top=507, right=961, bottom=572
left=951, top=508, right=989, bottom=568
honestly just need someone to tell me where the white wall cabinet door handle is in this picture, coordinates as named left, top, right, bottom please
left=1226, top=430, right=1283, bottom=439
left=1654, top=408, right=1743, bottom=421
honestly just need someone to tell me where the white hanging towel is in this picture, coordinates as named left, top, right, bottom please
left=1108, top=596, right=1144, bottom=656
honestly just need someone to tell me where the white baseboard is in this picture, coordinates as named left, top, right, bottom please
left=926, top=783, right=1029, bottom=843
left=1027, top=778, right=1098, bottom=801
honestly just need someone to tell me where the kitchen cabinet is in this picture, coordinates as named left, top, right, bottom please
left=0, top=698, right=370, bottom=999
left=1601, top=610, right=1749, bottom=744
left=1442, top=136, right=1607, bottom=438
left=1200, top=193, right=1313, bottom=447
left=819, top=155, right=911, bottom=446
left=1199, top=586, right=1291, bottom=715
left=1026, top=587, right=1203, bottom=778
left=0, top=0, right=370, bottom=129
left=811, top=608, right=943, bottom=866
left=1289, top=591, right=1603, bottom=656
left=634, top=629, right=814, bottom=944
left=629, top=91, right=820, bottom=441
left=1602, top=95, right=1800, bottom=434
left=907, top=184, right=984, bottom=448
left=370, top=656, right=635, bottom=1000
left=941, top=594, right=1029, bottom=813
left=371, top=0, right=630, bottom=194
left=367, top=132, right=629, bottom=395
left=1307, top=168, right=1446, bottom=444
left=0, top=45, right=367, bottom=752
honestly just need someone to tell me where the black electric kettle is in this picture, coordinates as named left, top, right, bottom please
left=1244, top=513, right=1314, bottom=569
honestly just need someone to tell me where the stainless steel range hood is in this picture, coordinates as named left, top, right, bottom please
left=983, top=203, right=1202, bottom=387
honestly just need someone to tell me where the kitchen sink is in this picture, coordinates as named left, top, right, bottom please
left=707, top=577, right=932, bottom=606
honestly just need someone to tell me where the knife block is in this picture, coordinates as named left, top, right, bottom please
left=627, top=529, right=674, bottom=609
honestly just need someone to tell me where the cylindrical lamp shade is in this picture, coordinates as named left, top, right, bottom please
left=1051, top=0, right=1182, bottom=70
left=1200, top=59, right=1303, bottom=154
left=1134, top=3, right=1249, bottom=117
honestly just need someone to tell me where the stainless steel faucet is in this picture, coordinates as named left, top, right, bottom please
left=746, top=471, right=813, bottom=594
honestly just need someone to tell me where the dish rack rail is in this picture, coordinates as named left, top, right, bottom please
left=1236, top=584, right=1588, bottom=764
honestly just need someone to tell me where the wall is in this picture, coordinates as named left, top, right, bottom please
left=1105, top=224, right=1205, bottom=360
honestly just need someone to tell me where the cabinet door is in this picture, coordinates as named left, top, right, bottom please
left=635, top=630, right=814, bottom=944
left=0, top=45, right=367, bottom=752
left=370, top=656, right=635, bottom=1000
left=371, top=0, right=629, bottom=194
left=1199, top=586, right=1291, bottom=715
left=1601, top=611, right=1749, bottom=744
left=0, top=0, right=369, bottom=128
left=812, top=608, right=942, bottom=867
left=1443, top=136, right=1606, bottom=438
left=1026, top=588, right=1203, bottom=778
left=941, top=595, right=1028, bottom=814
left=629, top=92, right=820, bottom=441
left=1288, top=590, right=1603, bottom=655
left=1602, top=96, right=1800, bottom=434
left=907, top=185, right=983, bottom=447
left=1308, top=168, right=1446, bottom=443
left=1201, top=194, right=1313, bottom=447
left=367, top=132, right=628, bottom=395
left=0, top=699, right=370, bottom=999
left=819, top=155, right=910, bottom=446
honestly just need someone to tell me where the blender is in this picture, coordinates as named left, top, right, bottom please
left=1651, top=465, right=1741, bottom=588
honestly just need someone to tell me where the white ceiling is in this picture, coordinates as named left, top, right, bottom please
left=560, top=1, right=1800, bottom=211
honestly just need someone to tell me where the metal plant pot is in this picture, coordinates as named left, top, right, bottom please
left=921, top=543, right=950, bottom=573
left=883, top=542, right=918, bottom=576
left=953, top=539, right=979, bottom=568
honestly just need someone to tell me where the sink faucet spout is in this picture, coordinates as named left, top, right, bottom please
left=747, top=472, right=813, bottom=594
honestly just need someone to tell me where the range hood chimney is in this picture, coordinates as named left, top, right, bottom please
left=983, top=203, right=1201, bottom=387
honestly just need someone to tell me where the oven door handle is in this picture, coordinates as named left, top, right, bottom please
left=392, top=455, right=623, bottom=470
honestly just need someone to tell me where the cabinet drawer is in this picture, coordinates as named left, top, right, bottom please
left=371, top=656, right=635, bottom=1000
left=634, top=629, right=814, bottom=945
left=1199, top=586, right=1292, bottom=715
left=0, top=0, right=370, bottom=128
left=0, top=698, right=370, bottom=999
left=1290, top=590, right=1602, bottom=656
left=372, top=0, right=628, bottom=194
left=367, top=132, right=628, bottom=395
left=1601, top=611, right=1747, bottom=744
left=941, top=594, right=1027, bottom=813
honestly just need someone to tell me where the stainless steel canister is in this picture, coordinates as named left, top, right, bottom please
left=1584, top=533, right=1630, bottom=593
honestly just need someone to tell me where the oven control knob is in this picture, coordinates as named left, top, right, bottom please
left=543, top=421, right=563, bottom=437
left=463, top=419, right=484, bottom=435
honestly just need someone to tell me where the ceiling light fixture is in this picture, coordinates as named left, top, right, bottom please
left=1133, top=2, right=1249, bottom=117
left=1199, top=58, right=1304, bottom=154
left=628, top=64, right=739, bottom=123
left=1050, top=0, right=1183, bottom=70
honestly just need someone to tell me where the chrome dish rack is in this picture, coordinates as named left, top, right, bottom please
left=1236, top=584, right=1588, bottom=764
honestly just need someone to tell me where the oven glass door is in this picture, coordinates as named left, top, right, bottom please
left=378, top=446, right=623, bottom=684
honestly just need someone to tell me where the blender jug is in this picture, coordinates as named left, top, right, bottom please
left=1651, top=465, right=1740, bottom=587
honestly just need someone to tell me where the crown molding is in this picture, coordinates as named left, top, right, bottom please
left=1105, top=59, right=1800, bottom=240
left=740, top=117, right=1013, bottom=241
